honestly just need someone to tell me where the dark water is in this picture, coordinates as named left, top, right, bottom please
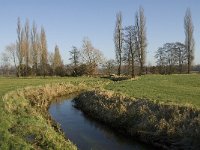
left=49, top=97, right=152, bottom=150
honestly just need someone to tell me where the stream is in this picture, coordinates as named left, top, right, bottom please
left=49, top=97, right=152, bottom=150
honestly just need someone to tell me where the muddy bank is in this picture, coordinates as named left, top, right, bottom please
left=74, top=90, right=200, bottom=150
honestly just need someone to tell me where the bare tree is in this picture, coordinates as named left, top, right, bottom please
left=53, top=45, right=63, bottom=75
left=81, top=38, right=103, bottom=64
left=48, top=52, right=54, bottom=67
left=174, top=42, right=187, bottom=73
left=155, top=47, right=167, bottom=74
left=81, top=38, right=104, bottom=75
left=31, top=21, right=40, bottom=75
left=24, top=19, right=30, bottom=76
left=69, top=46, right=80, bottom=76
left=114, top=12, right=123, bottom=76
left=5, top=43, right=18, bottom=72
left=103, top=59, right=115, bottom=75
left=135, top=7, right=147, bottom=75
left=184, top=8, right=195, bottom=74
left=0, top=52, right=11, bottom=76
left=40, top=27, right=48, bottom=77
left=155, top=42, right=187, bottom=74
left=16, top=17, right=23, bottom=77
left=165, top=43, right=177, bottom=74
left=69, top=46, right=80, bottom=67
left=124, top=26, right=137, bottom=78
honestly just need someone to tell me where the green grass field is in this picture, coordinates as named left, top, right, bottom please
left=106, top=74, right=200, bottom=107
left=0, top=74, right=199, bottom=149
left=1, top=75, right=199, bottom=107
left=0, top=76, right=108, bottom=97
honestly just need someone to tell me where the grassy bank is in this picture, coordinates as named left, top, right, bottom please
left=1, top=75, right=200, bottom=149
left=106, top=74, right=200, bottom=107
left=74, top=90, right=200, bottom=149
left=0, top=77, right=109, bottom=149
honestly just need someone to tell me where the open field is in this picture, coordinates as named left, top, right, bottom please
left=0, top=76, right=109, bottom=97
left=106, top=74, right=200, bottom=107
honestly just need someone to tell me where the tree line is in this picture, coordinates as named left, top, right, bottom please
left=114, top=7, right=147, bottom=77
left=0, top=7, right=198, bottom=77
left=0, top=18, right=104, bottom=77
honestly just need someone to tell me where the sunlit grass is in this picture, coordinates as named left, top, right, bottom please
left=106, top=74, right=200, bottom=107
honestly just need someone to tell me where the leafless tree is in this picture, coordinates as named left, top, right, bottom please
left=184, top=8, right=195, bottom=74
left=103, top=59, right=115, bottom=75
left=124, top=25, right=137, bottom=78
left=69, top=46, right=80, bottom=67
left=5, top=43, right=18, bottom=72
left=53, top=45, right=63, bottom=75
left=165, top=43, right=178, bottom=74
left=81, top=38, right=103, bottom=64
left=48, top=52, right=54, bottom=67
left=31, top=21, right=40, bottom=75
left=0, top=52, right=11, bottom=76
left=155, top=47, right=167, bottom=74
left=69, top=46, right=80, bottom=76
left=174, top=42, right=187, bottom=73
left=16, top=17, right=24, bottom=77
left=40, top=27, right=48, bottom=77
left=114, top=12, right=123, bottom=76
left=24, top=19, right=30, bottom=76
left=135, top=7, right=147, bottom=75
left=155, top=42, right=187, bottom=74
left=81, top=37, right=104, bottom=75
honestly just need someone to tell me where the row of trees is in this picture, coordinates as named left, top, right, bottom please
left=155, top=8, right=195, bottom=74
left=1, top=17, right=105, bottom=76
left=114, top=7, right=147, bottom=77
left=0, top=8, right=198, bottom=77
left=2, top=18, right=64, bottom=77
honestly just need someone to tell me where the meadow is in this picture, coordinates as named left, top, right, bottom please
left=106, top=74, right=200, bottom=107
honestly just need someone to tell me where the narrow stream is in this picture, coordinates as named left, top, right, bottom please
left=49, top=97, right=152, bottom=150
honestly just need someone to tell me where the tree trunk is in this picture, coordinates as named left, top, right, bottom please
left=131, top=55, right=135, bottom=78
left=118, top=58, right=121, bottom=76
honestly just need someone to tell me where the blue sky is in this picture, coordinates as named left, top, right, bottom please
left=0, top=0, right=199, bottom=65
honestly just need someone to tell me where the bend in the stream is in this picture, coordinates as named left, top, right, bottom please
left=49, top=97, right=154, bottom=150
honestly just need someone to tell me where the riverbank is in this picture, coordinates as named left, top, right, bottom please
left=74, top=90, right=200, bottom=149
left=1, top=83, right=86, bottom=149
left=1, top=75, right=200, bottom=149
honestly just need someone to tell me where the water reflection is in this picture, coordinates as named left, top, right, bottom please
left=49, top=97, right=153, bottom=150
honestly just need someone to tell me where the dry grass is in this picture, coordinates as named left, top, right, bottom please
left=74, top=90, right=200, bottom=149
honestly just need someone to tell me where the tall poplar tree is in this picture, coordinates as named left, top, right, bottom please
left=53, top=45, right=63, bottom=75
left=114, top=12, right=123, bottom=76
left=24, top=19, right=30, bottom=76
left=135, top=7, right=147, bottom=75
left=40, top=27, right=48, bottom=77
left=184, top=8, right=194, bottom=74
left=16, top=17, right=23, bottom=77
